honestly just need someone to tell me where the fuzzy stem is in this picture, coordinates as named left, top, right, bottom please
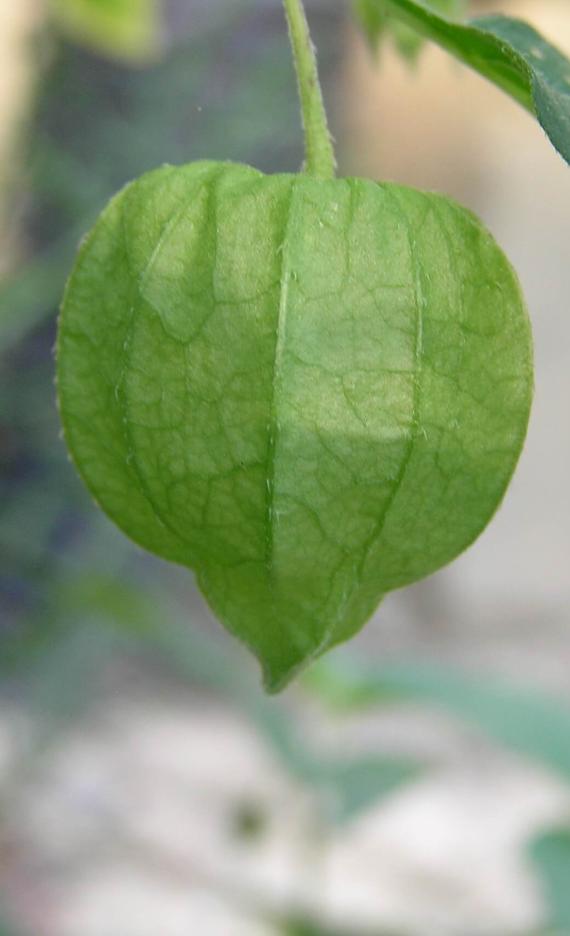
left=283, top=0, right=336, bottom=178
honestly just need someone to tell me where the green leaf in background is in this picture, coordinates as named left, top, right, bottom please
left=354, top=0, right=570, bottom=166
left=308, top=757, right=421, bottom=823
left=57, top=161, right=532, bottom=691
left=253, top=699, right=421, bottom=823
left=306, top=656, right=570, bottom=781
left=354, top=0, right=467, bottom=63
left=51, top=0, right=162, bottom=62
left=530, top=827, right=570, bottom=931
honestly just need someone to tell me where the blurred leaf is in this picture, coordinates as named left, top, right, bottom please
left=354, top=0, right=570, bottom=166
left=308, top=757, right=420, bottom=823
left=51, top=0, right=162, bottom=63
left=530, top=827, right=570, bottom=930
left=253, top=701, right=421, bottom=823
left=354, top=0, right=466, bottom=62
left=306, top=656, right=570, bottom=781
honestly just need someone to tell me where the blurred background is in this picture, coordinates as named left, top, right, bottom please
left=1, top=1, right=569, bottom=933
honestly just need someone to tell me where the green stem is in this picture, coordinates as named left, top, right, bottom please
left=283, top=0, right=336, bottom=179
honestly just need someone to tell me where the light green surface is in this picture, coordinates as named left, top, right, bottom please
left=57, top=161, right=533, bottom=690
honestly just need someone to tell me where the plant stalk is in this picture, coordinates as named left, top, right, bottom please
left=283, top=0, right=336, bottom=179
